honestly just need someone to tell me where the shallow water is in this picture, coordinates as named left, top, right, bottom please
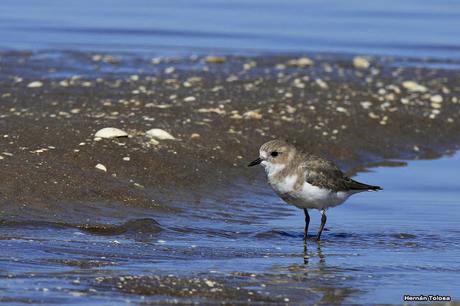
left=1, top=0, right=460, bottom=59
left=1, top=1, right=459, bottom=304
left=1, top=152, right=459, bottom=304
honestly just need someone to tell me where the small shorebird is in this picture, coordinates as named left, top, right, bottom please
left=248, top=139, right=381, bottom=242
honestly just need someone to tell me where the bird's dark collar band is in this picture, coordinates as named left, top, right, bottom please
left=248, top=157, right=262, bottom=167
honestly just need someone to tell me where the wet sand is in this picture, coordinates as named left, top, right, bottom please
left=1, top=51, right=460, bottom=304
left=1, top=52, right=460, bottom=222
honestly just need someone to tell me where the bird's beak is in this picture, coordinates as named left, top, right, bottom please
left=248, top=157, right=263, bottom=167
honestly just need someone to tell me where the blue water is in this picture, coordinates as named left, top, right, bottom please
left=1, top=153, right=459, bottom=304
left=271, top=153, right=460, bottom=303
left=1, top=0, right=460, bottom=58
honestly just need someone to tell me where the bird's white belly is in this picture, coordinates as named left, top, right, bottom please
left=271, top=177, right=350, bottom=210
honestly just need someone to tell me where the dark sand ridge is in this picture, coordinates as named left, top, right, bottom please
left=0, top=51, right=459, bottom=224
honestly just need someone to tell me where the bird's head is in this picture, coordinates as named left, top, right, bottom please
left=248, top=139, right=296, bottom=175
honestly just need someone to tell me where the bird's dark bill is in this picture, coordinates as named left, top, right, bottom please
left=248, top=157, right=262, bottom=167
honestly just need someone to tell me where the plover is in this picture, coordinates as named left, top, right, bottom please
left=248, top=139, right=381, bottom=242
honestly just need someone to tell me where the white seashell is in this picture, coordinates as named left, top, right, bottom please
left=430, top=95, right=443, bottom=103
left=27, top=81, right=43, bottom=88
left=145, top=128, right=175, bottom=140
left=402, top=81, right=427, bottom=93
left=360, top=101, right=372, bottom=109
left=183, top=96, right=196, bottom=102
left=94, top=127, right=128, bottom=139
left=287, top=57, right=314, bottom=67
left=95, top=163, right=107, bottom=172
left=353, top=56, right=370, bottom=69
left=243, top=110, right=262, bottom=120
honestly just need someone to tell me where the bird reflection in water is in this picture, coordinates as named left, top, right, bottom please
left=303, top=242, right=325, bottom=265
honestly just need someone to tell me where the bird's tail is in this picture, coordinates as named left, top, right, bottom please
left=349, top=179, right=382, bottom=191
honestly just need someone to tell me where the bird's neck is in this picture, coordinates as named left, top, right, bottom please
left=264, top=162, right=286, bottom=177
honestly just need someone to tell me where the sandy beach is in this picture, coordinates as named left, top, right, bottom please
left=1, top=52, right=460, bottom=223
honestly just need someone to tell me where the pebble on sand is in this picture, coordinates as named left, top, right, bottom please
left=94, top=127, right=128, bottom=139
left=183, top=96, right=196, bottom=102
left=243, top=110, right=263, bottom=120
left=164, top=67, right=175, bottom=75
left=205, top=280, right=216, bottom=287
left=145, top=129, right=175, bottom=140
left=402, top=81, right=427, bottom=93
left=353, top=56, right=370, bottom=69
left=360, top=101, right=372, bottom=109
left=27, top=81, right=43, bottom=88
left=287, top=57, right=314, bottom=67
left=205, top=56, right=226, bottom=64
left=431, top=102, right=442, bottom=109
left=315, top=78, right=328, bottom=89
left=197, top=107, right=226, bottom=115
left=430, top=95, right=443, bottom=103
left=95, top=163, right=107, bottom=172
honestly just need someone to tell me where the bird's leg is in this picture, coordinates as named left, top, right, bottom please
left=303, top=209, right=310, bottom=244
left=316, top=210, right=327, bottom=241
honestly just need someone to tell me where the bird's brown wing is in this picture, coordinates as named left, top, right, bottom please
left=303, top=157, right=349, bottom=191
left=303, top=156, right=381, bottom=192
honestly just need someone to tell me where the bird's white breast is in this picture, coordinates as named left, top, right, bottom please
left=271, top=176, right=350, bottom=210
left=271, top=174, right=298, bottom=194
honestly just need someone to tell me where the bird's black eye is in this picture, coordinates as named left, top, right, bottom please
left=271, top=151, right=279, bottom=157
